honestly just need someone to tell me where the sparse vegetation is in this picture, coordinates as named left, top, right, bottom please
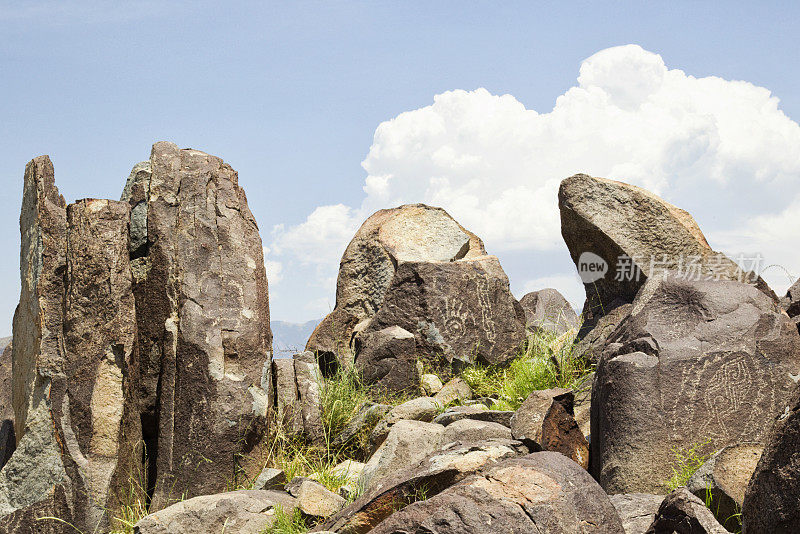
left=459, top=327, right=593, bottom=411
left=665, top=441, right=711, bottom=491
left=261, top=505, right=309, bottom=534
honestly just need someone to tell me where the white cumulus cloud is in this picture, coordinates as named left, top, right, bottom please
left=269, top=44, right=800, bottom=321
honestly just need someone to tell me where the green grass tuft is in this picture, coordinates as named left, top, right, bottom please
left=665, top=440, right=711, bottom=491
left=459, top=327, right=592, bottom=411
left=261, top=505, right=309, bottom=534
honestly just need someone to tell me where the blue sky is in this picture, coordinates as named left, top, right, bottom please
left=2, top=1, right=799, bottom=333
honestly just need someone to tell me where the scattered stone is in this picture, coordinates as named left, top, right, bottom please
left=559, top=174, right=774, bottom=325
left=442, top=418, right=512, bottom=444
left=252, top=468, right=287, bottom=491
left=134, top=490, right=296, bottom=534
left=354, top=325, right=420, bottom=394
left=286, top=478, right=345, bottom=519
left=331, top=460, right=365, bottom=500
left=610, top=493, right=663, bottom=534
left=365, top=256, right=527, bottom=369
left=361, top=420, right=445, bottom=493
left=742, top=390, right=800, bottom=533
left=519, top=288, right=579, bottom=335
left=122, top=143, right=273, bottom=507
left=644, top=487, right=727, bottom=534
left=369, top=452, right=625, bottom=534
left=369, top=396, right=443, bottom=451
left=686, top=443, right=762, bottom=531
left=318, top=439, right=528, bottom=534
left=434, top=378, right=473, bottom=406
left=421, top=373, right=444, bottom=395
left=592, top=272, right=800, bottom=494
left=434, top=404, right=489, bottom=426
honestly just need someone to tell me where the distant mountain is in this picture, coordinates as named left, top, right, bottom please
left=271, top=319, right=320, bottom=358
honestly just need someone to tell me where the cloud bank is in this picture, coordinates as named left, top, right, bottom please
left=269, top=44, right=800, bottom=321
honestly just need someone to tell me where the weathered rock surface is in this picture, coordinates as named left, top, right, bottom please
left=294, top=351, right=325, bottom=445
left=306, top=308, right=360, bottom=375
left=782, top=278, right=800, bottom=317
left=317, top=439, right=528, bottom=534
left=354, top=325, right=419, bottom=394
left=0, top=344, right=13, bottom=470
left=686, top=443, right=762, bottom=531
left=644, top=488, right=727, bottom=534
left=361, top=420, right=445, bottom=493
left=592, top=272, right=800, bottom=494
left=252, top=467, right=287, bottom=491
left=559, top=174, right=773, bottom=324
left=61, top=199, right=143, bottom=530
left=433, top=405, right=513, bottom=428
left=308, top=205, right=486, bottom=372
left=519, top=288, right=579, bottom=335
left=368, top=397, right=442, bottom=451
left=122, top=142, right=273, bottom=507
left=273, top=358, right=303, bottom=434
left=433, top=377, right=473, bottom=406
left=442, top=418, right=511, bottom=444
left=369, top=452, right=624, bottom=534
left=0, top=159, right=142, bottom=533
left=742, top=389, right=800, bottom=534
left=610, top=493, right=663, bottom=534
left=510, top=388, right=589, bottom=469
left=286, top=478, right=346, bottom=519
left=575, top=303, right=633, bottom=364
left=134, top=490, right=296, bottom=534
left=421, top=373, right=443, bottom=395
left=364, top=256, right=527, bottom=369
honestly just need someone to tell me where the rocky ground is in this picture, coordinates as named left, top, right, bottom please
left=0, top=144, right=798, bottom=533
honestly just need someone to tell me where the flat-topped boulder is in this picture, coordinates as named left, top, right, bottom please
left=592, top=272, right=800, bottom=494
left=519, top=288, right=579, bottom=335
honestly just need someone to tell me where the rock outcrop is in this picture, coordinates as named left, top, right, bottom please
left=609, top=493, right=662, bottom=534
left=519, top=288, right=579, bottom=336
left=354, top=325, right=419, bottom=394
left=369, top=452, right=625, bottom=534
left=121, top=142, right=272, bottom=506
left=0, top=160, right=143, bottom=533
left=742, top=388, right=800, bottom=533
left=592, top=272, right=800, bottom=494
left=363, top=256, right=527, bottom=370
left=559, top=174, right=774, bottom=324
left=781, top=278, right=800, bottom=334
left=645, top=488, right=727, bottom=534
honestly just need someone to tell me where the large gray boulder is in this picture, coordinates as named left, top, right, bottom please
left=742, top=389, right=800, bottom=533
left=121, top=143, right=273, bottom=507
left=369, top=452, right=625, bottom=534
left=134, top=490, right=296, bottom=534
left=519, top=288, right=579, bottom=335
left=307, top=204, right=486, bottom=373
left=559, top=174, right=774, bottom=324
left=592, top=272, right=800, bottom=494
left=317, top=439, right=528, bottom=534
left=364, top=256, right=527, bottom=369
left=361, top=420, right=445, bottom=493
